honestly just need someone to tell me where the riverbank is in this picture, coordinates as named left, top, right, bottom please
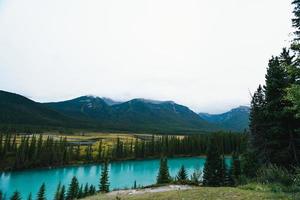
left=0, top=154, right=209, bottom=172
left=84, top=185, right=294, bottom=200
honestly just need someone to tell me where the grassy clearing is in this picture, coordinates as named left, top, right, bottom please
left=84, top=186, right=295, bottom=200
left=11, top=132, right=162, bottom=160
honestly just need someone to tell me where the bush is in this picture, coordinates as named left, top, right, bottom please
left=256, top=165, right=294, bottom=186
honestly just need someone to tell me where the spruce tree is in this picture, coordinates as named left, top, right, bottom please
left=249, top=85, right=267, bottom=164
left=66, top=177, right=79, bottom=200
left=83, top=184, right=89, bottom=196
left=176, top=165, right=188, bottom=183
left=190, top=167, right=202, bottom=185
left=99, top=161, right=110, bottom=193
left=203, top=137, right=223, bottom=186
left=10, top=191, right=21, bottom=200
left=54, top=182, right=61, bottom=200
left=27, top=193, right=32, bottom=200
left=293, top=0, right=300, bottom=40
left=156, top=157, right=171, bottom=184
left=37, top=183, right=46, bottom=200
left=88, top=185, right=96, bottom=195
left=77, top=185, right=83, bottom=199
left=58, top=186, right=65, bottom=200
left=232, top=153, right=241, bottom=181
left=220, top=156, right=227, bottom=186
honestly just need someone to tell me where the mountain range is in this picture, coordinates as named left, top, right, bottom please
left=0, top=90, right=250, bottom=133
left=198, top=106, right=250, bottom=132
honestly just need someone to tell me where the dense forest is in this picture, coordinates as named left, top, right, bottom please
left=199, top=0, right=300, bottom=191
left=0, top=132, right=245, bottom=170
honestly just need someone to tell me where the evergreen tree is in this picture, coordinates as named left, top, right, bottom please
left=66, top=177, right=79, bottom=200
left=77, top=185, right=83, bottom=199
left=176, top=165, right=188, bottom=183
left=220, top=156, right=227, bottom=185
left=58, top=186, right=65, bottom=200
left=88, top=185, right=96, bottom=195
left=249, top=85, right=267, bottom=164
left=10, top=191, right=21, bottom=200
left=232, top=153, right=241, bottom=181
left=27, top=193, right=32, bottom=200
left=203, top=137, right=223, bottom=186
left=190, top=167, right=202, bottom=185
left=156, top=157, right=171, bottom=184
left=266, top=55, right=299, bottom=167
left=37, top=183, right=46, bottom=200
left=83, top=184, right=89, bottom=197
left=54, top=182, right=61, bottom=200
left=99, top=161, right=110, bottom=193
left=133, top=181, right=137, bottom=189
left=293, top=0, right=300, bottom=40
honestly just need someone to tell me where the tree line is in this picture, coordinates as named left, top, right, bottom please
left=1, top=150, right=242, bottom=200
left=0, top=132, right=246, bottom=170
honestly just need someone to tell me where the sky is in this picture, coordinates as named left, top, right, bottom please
left=0, top=0, right=294, bottom=114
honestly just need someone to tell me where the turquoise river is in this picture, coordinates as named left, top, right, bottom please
left=0, top=157, right=230, bottom=199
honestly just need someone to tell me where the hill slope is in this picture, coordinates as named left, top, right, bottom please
left=0, top=90, right=247, bottom=133
left=84, top=186, right=290, bottom=200
left=45, top=97, right=215, bottom=133
left=0, top=90, right=86, bottom=129
left=199, top=106, right=250, bottom=132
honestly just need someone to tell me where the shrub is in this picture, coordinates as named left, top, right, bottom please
left=256, top=165, right=293, bottom=186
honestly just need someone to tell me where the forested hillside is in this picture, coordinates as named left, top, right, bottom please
left=0, top=91, right=249, bottom=133
left=199, top=106, right=250, bottom=132
left=46, top=97, right=215, bottom=133
left=0, top=91, right=90, bottom=132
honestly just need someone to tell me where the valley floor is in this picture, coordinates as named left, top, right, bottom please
left=84, top=185, right=296, bottom=200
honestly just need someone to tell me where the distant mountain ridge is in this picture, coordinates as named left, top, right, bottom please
left=0, top=90, right=249, bottom=133
left=0, top=90, right=88, bottom=129
left=198, top=106, right=250, bottom=132
left=45, top=96, right=215, bottom=133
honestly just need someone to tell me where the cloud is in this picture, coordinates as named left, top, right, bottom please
left=0, top=0, right=293, bottom=113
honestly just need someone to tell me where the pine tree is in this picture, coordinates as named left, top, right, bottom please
left=77, top=185, right=83, bottom=199
left=232, top=153, right=241, bottom=181
left=88, top=185, right=96, bottom=195
left=59, top=186, right=65, bottom=200
left=190, top=167, right=202, bottom=185
left=203, top=137, right=223, bottom=186
left=66, top=177, right=79, bottom=200
left=37, top=183, right=46, bottom=200
left=156, top=157, right=171, bottom=184
left=249, top=85, right=267, bottom=164
left=293, top=0, right=300, bottom=40
left=10, top=191, right=21, bottom=200
left=27, top=193, right=32, bottom=200
left=133, top=180, right=137, bottom=189
left=176, top=165, right=188, bottom=183
left=99, top=161, right=110, bottom=193
left=264, top=56, right=298, bottom=167
left=54, top=182, right=61, bottom=200
left=220, top=156, right=227, bottom=186
left=83, top=184, right=89, bottom=197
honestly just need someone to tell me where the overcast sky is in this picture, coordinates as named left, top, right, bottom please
left=0, top=0, right=294, bottom=113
